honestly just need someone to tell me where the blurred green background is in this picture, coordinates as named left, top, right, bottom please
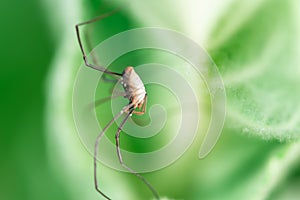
left=1, top=0, right=300, bottom=200
left=0, top=0, right=67, bottom=200
left=0, top=1, right=68, bottom=200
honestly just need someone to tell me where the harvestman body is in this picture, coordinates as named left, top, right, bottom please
left=75, top=9, right=160, bottom=200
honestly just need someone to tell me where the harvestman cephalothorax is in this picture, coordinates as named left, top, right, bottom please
left=75, top=9, right=160, bottom=200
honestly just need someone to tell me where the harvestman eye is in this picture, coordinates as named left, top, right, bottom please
left=75, top=9, right=160, bottom=200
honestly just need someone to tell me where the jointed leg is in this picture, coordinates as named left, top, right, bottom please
left=91, top=92, right=126, bottom=110
left=94, top=104, right=131, bottom=199
left=115, top=107, right=160, bottom=199
left=75, top=9, right=122, bottom=76
left=84, top=26, right=119, bottom=82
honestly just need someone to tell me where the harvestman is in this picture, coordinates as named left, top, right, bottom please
left=75, top=9, right=160, bottom=200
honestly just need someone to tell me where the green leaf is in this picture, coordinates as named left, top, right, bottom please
left=209, top=0, right=300, bottom=141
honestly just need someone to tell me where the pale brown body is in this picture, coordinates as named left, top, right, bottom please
left=121, top=66, right=147, bottom=114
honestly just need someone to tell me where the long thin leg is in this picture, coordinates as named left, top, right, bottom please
left=85, top=92, right=126, bottom=113
left=84, top=27, right=99, bottom=66
left=94, top=104, right=131, bottom=199
left=75, top=9, right=123, bottom=76
left=84, top=25, right=119, bottom=83
left=115, top=108, right=160, bottom=200
left=93, top=92, right=126, bottom=109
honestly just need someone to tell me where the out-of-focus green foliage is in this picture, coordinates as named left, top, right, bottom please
left=0, top=0, right=67, bottom=200
left=209, top=0, right=300, bottom=141
left=2, top=0, right=300, bottom=200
